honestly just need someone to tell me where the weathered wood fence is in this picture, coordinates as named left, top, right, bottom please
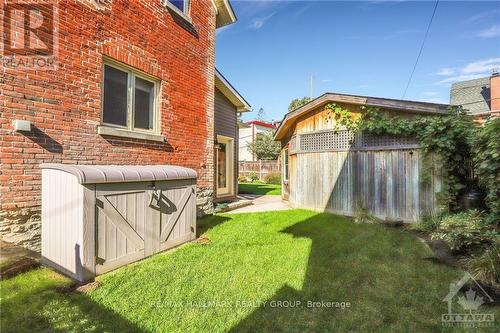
left=239, top=160, right=281, bottom=181
left=288, top=149, right=441, bottom=222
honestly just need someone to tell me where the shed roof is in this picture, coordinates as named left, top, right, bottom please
left=274, top=92, right=450, bottom=140
left=40, top=164, right=197, bottom=184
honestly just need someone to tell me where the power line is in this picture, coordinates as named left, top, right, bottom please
left=402, top=0, right=439, bottom=99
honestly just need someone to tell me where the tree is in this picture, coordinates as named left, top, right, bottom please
left=288, top=97, right=311, bottom=112
left=248, top=131, right=281, bottom=160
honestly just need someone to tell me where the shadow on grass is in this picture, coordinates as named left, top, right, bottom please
left=1, top=215, right=233, bottom=333
left=196, top=214, right=231, bottom=237
left=1, top=271, right=146, bottom=333
left=227, top=213, right=492, bottom=333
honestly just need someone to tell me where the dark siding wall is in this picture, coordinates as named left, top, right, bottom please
left=214, top=89, right=238, bottom=198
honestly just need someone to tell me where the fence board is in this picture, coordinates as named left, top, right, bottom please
left=239, top=160, right=281, bottom=181
left=289, top=149, right=438, bottom=222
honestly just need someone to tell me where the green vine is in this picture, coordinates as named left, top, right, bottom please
left=472, top=118, right=500, bottom=225
left=323, top=103, right=478, bottom=213
left=324, top=103, right=362, bottom=132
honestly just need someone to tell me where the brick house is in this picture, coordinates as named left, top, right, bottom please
left=0, top=0, right=239, bottom=251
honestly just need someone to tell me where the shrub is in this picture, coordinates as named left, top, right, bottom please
left=248, top=172, right=259, bottom=182
left=238, top=175, right=247, bottom=183
left=432, top=210, right=497, bottom=253
left=473, top=118, right=500, bottom=226
left=412, top=214, right=441, bottom=233
left=264, top=172, right=281, bottom=185
left=353, top=202, right=378, bottom=224
left=462, top=241, right=500, bottom=286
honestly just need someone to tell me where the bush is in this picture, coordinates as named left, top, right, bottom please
left=462, top=241, right=500, bottom=286
left=473, top=118, right=500, bottom=226
left=412, top=214, right=441, bottom=233
left=248, top=172, right=259, bottom=182
left=432, top=210, right=497, bottom=253
left=353, top=202, right=379, bottom=224
left=238, top=175, right=247, bottom=183
left=264, top=173, right=281, bottom=185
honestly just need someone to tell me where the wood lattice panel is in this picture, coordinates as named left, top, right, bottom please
left=296, top=130, right=418, bottom=152
left=361, top=132, right=418, bottom=147
left=299, top=130, right=356, bottom=151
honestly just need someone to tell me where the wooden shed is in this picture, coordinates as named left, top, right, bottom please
left=41, top=164, right=197, bottom=282
left=274, top=93, right=450, bottom=222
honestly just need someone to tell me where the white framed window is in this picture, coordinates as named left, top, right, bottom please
left=283, top=148, right=289, bottom=182
left=164, top=0, right=191, bottom=20
left=101, top=60, right=160, bottom=135
left=169, top=0, right=189, bottom=14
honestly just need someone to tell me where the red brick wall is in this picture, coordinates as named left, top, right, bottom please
left=490, top=73, right=500, bottom=113
left=0, top=0, right=216, bottom=250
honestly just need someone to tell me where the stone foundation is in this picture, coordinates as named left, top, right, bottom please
left=196, top=187, right=214, bottom=217
left=0, top=209, right=41, bottom=253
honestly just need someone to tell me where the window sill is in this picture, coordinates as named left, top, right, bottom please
left=97, top=125, right=165, bottom=142
left=164, top=1, right=192, bottom=25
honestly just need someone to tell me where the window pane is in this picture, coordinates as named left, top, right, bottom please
left=284, top=150, right=289, bottom=180
left=134, top=77, right=155, bottom=130
left=218, top=143, right=227, bottom=188
left=103, top=65, right=128, bottom=127
left=170, top=0, right=185, bottom=12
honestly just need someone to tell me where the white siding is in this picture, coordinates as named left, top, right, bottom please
left=238, top=127, right=253, bottom=161
left=238, top=124, right=275, bottom=161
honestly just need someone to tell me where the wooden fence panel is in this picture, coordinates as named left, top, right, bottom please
left=289, top=149, right=440, bottom=222
left=239, top=160, right=281, bottom=181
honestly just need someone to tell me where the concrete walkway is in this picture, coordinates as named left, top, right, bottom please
left=227, top=195, right=291, bottom=213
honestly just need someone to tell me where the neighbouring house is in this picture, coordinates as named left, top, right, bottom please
left=0, top=0, right=239, bottom=252
left=238, top=120, right=278, bottom=161
left=450, top=71, right=500, bottom=123
left=214, top=70, right=251, bottom=201
left=274, top=92, right=449, bottom=222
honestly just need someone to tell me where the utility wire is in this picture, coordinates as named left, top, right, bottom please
left=402, top=0, right=439, bottom=99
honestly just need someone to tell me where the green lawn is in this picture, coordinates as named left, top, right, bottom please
left=238, top=182, right=281, bottom=195
left=1, top=210, right=498, bottom=333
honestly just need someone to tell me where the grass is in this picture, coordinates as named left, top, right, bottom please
left=238, top=182, right=281, bottom=195
left=1, top=210, right=499, bottom=332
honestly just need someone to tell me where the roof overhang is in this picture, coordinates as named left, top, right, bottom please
left=274, top=92, right=450, bottom=140
left=215, top=69, right=251, bottom=112
left=214, top=0, right=236, bottom=28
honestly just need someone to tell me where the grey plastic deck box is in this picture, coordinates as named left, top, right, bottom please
left=41, top=164, right=197, bottom=282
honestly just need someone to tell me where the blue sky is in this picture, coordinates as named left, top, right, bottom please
left=216, top=0, right=500, bottom=122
